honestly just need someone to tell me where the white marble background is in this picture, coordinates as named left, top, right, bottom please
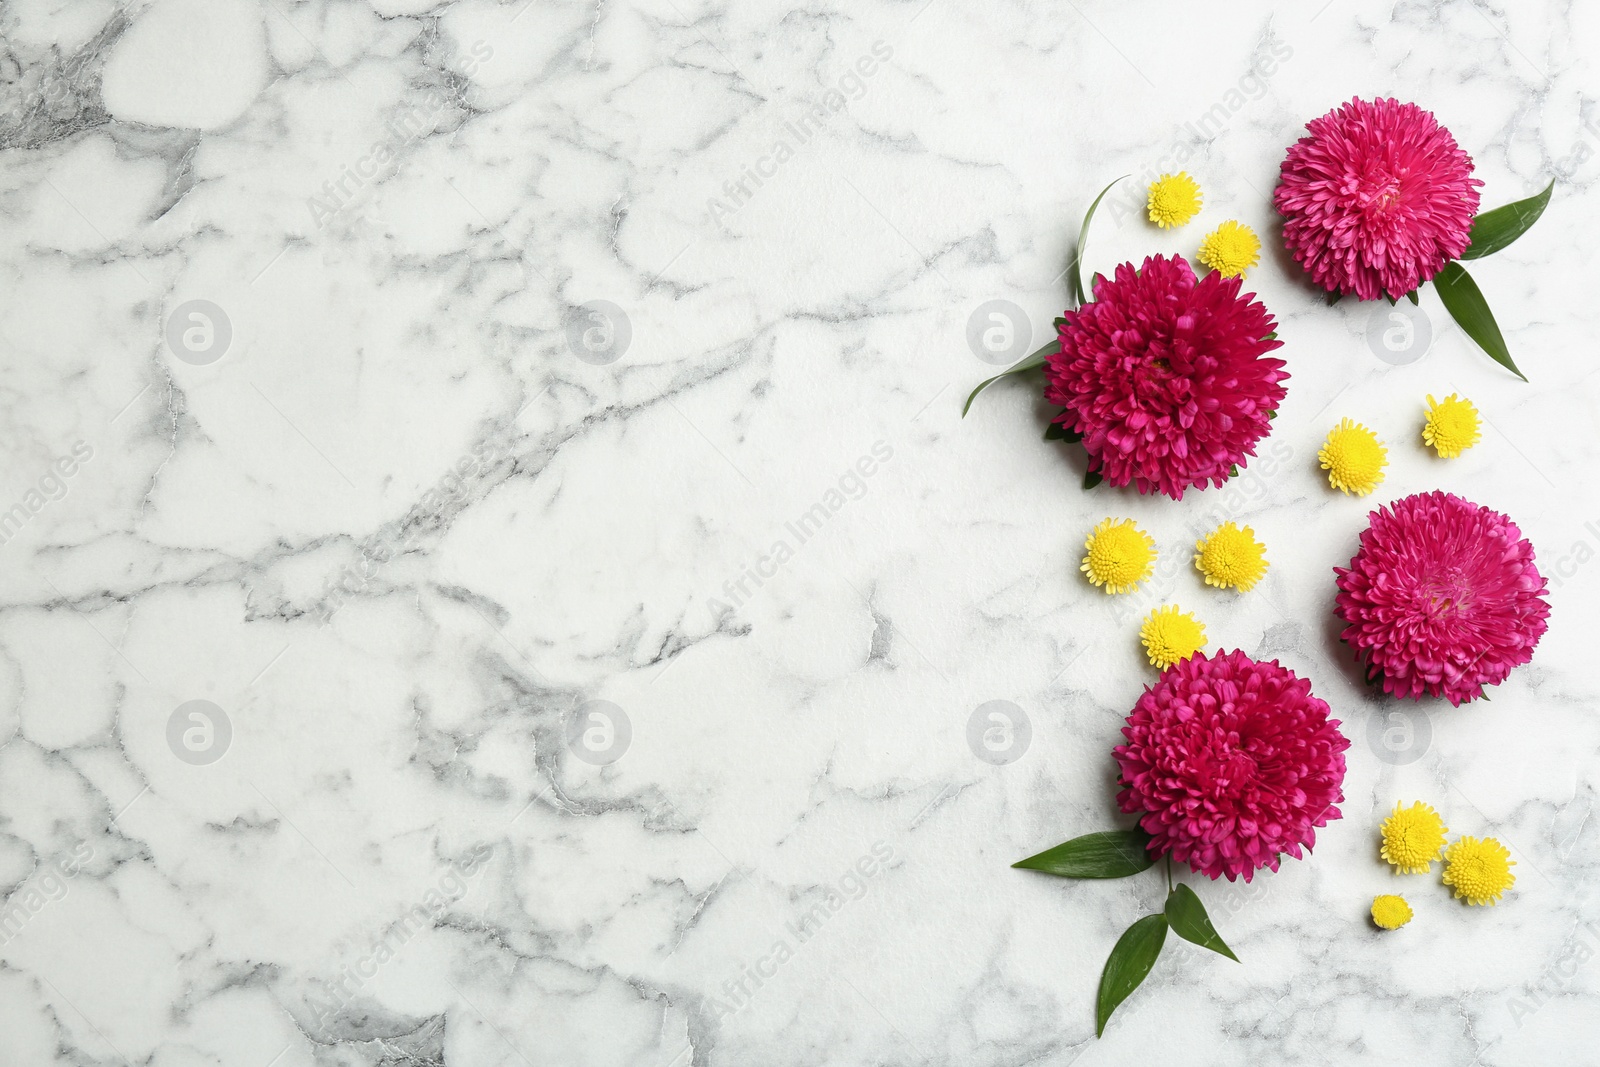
left=0, top=0, right=1596, bottom=1063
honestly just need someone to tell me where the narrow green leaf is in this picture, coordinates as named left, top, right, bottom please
left=1262, top=331, right=1277, bottom=341
left=1325, top=290, right=1342, bottom=306
left=1461, top=180, right=1554, bottom=260
left=1083, top=470, right=1104, bottom=490
left=1164, top=883, right=1239, bottom=962
left=1096, top=915, right=1168, bottom=1037
left=1406, top=289, right=1419, bottom=306
left=1070, top=176, right=1129, bottom=307
left=1433, top=261, right=1526, bottom=381
left=1012, top=829, right=1154, bottom=879
left=962, top=341, right=1057, bottom=417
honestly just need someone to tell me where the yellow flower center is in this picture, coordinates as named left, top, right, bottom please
left=1442, top=836, right=1516, bottom=906
left=1370, top=894, right=1413, bottom=930
left=1081, top=518, right=1155, bottom=595
left=1194, top=522, right=1268, bottom=591
left=1319, top=418, right=1387, bottom=496
left=1379, top=801, right=1449, bottom=874
left=1197, top=220, right=1262, bottom=278
left=1146, top=172, right=1202, bottom=229
left=1139, top=606, right=1206, bottom=669
left=1422, top=393, right=1482, bottom=459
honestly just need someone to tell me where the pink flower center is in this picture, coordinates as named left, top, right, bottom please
left=1356, top=167, right=1405, bottom=215
left=1421, top=573, right=1473, bottom=617
left=1222, top=748, right=1257, bottom=785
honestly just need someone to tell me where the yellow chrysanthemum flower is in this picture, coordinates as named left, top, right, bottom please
left=1081, top=518, right=1156, bottom=595
left=1194, top=522, right=1268, bottom=592
left=1197, top=220, right=1261, bottom=278
left=1442, top=835, right=1516, bottom=906
left=1319, top=418, right=1387, bottom=496
left=1371, top=894, right=1413, bottom=931
left=1139, top=606, right=1206, bottom=669
left=1422, top=393, right=1482, bottom=459
left=1379, top=801, right=1449, bottom=874
left=1147, top=172, right=1202, bottom=229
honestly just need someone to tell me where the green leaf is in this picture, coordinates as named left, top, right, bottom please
left=1164, top=883, right=1239, bottom=962
left=1433, top=261, right=1526, bottom=380
left=1083, top=470, right=1104, bottom=490
left=1461, top=180, right=1553, bottom=261
left=1406, top=289, right=1419, bottom=306
left=1262, top=331, right=1277, bottom=341
left=962, top=340, right=1057, bottom=417
left=1070, top=176, right=1129, bottom=307
left=1012, top=829, right=1154, bottom=878
left=1044, top=418, right=1083, bottom=443
left=1325, top=290, right=1342, bottom=307
left=1096, top=915, right=1168, bottom=1037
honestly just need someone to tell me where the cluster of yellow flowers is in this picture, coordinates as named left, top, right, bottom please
left=1145, top=172, right=1262, bottom=279
left=1319, top=394, right=1483, bottom=496
left=1370, top=800, right=1517, bottom=930
left=1079, top=518, right=1270, bottom=669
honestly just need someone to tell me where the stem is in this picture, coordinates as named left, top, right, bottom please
left=1165, top=855, right=1173, bottom=893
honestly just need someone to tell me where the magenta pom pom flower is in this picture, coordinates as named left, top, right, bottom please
left=1045, top=255, right=1288, bottom=500
left=1113, top=650, right=1349, bottom=882
left=1275, top=97, right=1482, bottom=301
left=1334, top=491, right=1550, bottom=706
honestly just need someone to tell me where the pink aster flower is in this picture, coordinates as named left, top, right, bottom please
left=1275, top=97, right=1482, bottom=301
left=1046, top=255, right=1287, bottom=500
left=1113, top=650, right=1349, bottom=882
left=1334, top=491, right=1550, bottom=706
